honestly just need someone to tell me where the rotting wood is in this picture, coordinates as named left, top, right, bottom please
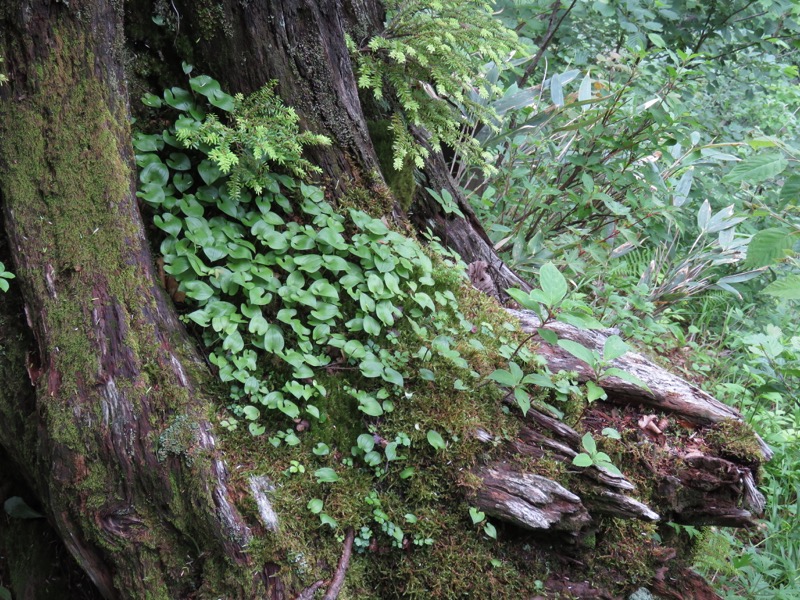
left=507, top=308, right=772, bottom=460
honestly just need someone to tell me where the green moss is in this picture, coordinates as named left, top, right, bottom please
left=367, top=119, right=417, bottom=212
left=704, top=418, right=762, bottom=464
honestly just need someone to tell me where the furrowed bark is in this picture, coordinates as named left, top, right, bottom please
left=0, top=1, right=257, bottom=597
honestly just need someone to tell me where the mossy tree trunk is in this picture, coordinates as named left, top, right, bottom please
left=0, top=1, right=264, bottom=597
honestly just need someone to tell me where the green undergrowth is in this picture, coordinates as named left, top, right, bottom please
left=133, top=69, right=563, bottom=595
left=133, top=67, right=686, bottom=596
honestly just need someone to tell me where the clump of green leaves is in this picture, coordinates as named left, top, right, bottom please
left=348, top=0, right=519, bottom=172
left=135, top=70, right=467, bottom=444
left=572, top=431, right=622, bottom=475
left=0, top=262, right=13, bottom=292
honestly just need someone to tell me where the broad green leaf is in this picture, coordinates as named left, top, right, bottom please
left=427, top=430, right=446, bottom=450
left=413, top=292, right=435, bottom=311
left=167, top=152, right=191, bottom=171
left=189, top=75, right=221, bottom=98
left=697, top=200, right=711, bottom=230
left=182, top=280, right=214, bottom=301
left=314, top=468, right=339, bottom=483
left=382, top=367, right=404, bottom=387
left=357, top=434, right=375, bottom=453
left=550, top=73, right=564, bottom=106
left=538, top=328, right=558, bottom=346
left=672, top=168, right=694, bottom=207
left=209, top=89, right=235, bottom=111
left=3, top=496, right=44, bottom=519
left=264, top=325, right=284, bottom=353
left=724, top=153, right=788, bottom=184
left=140, top=161, right=169, bottom=186
left=586, top=380, right=607, bottom=402
left=319, top=514, right=338, bottom=528
left=198, top=159, right=222, bottom=185
left=557, top=339, right=597, bottom=368
left=483, top=522, right=497, bottom=540
left=745, top=228, right=795, bottom=268
left=578, top=73, right=592, bottom=102
left=138, top=183, right=166, bottom=206
left=313, top=443, right=330, bottom=456
left=762, top=274, right=800, bottom=300
left=780, top=174, right=800, bottom=203
left=307, top=498, right=324, bottom=514
left=539, top=262, right=568, bottom=306
left=242, top=405, right=260, bottom=420
left=602, top=427, right=621, bottom=440
left=375, top=300, right=396, bottom=326
left=359, top=357, right=384, bottom=378
left=603, top=367, right=651, bottom=392
left=487, top=368, right=517, bottom=387
left=141, top=92, right=163, bottom=108
left=359, top=396, right=384, bottom=417
left=572, top=453, right=593, bottom=467
left=603, top=335, right=629, bottom=362
left=581, top=432, right=596, bottom=455
left=514, top=387, right=531, bottom=416
left=173, top=173, right=193, bottom=192
left=469, top=507, right=486, bottom=524
left=163, top=87, right=194, bottom=111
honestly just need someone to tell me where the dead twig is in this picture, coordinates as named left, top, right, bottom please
left=322, top=527, right=355, bottom=600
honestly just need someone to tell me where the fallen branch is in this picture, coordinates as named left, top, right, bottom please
left=322, top=527, right=355, bottom=600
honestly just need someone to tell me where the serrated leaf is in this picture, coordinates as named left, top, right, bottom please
left=724, top=153, right=788, bottom=184
left=745, top=228, right=795, bottom=268
left=762, top=274, right=800, bottom=300
left=780, top=174, right=800, bottom=203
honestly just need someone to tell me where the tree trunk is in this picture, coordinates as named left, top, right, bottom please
left=0, top=2, right=257, bottom=597
left=0, top=1, right=766, bottom=599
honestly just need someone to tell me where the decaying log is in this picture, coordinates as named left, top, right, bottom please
left=471, top=306, right=768, bottom=534
left=657, top=455, right=763, bottom=527
left=507, top=308, right=772, bottom=460
left=474, top=465, right=591, bottom=532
